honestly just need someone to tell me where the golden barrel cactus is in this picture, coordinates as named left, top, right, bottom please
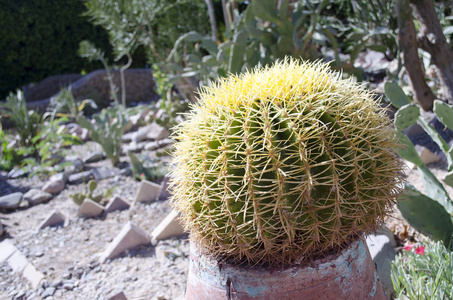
left=170, top=58, right=403, bottom=265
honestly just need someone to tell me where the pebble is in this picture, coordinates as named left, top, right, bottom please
left=41, top=287, right=56, bottom=298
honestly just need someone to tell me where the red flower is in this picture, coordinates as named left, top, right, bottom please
left=415, top=246, right=425, bottom=255
left=403, top=244, right=414, bottom=251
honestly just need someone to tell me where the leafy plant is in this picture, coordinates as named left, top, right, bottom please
left=2, top=90, right=43, bottom=147
left=387, top=81, right=453, bottom=247
left=70, top=179, right=115, bottom=206
left=391, top=239, right=453, bottom=299
left=0, top=122, right=22, bottom=171
left=170, top=58, right=403, bottom=266
left=78, top=107, right=128, bottom=166
left=128, top=152, right=168, bottom=183
left=47, top=87, right=98, bottom=121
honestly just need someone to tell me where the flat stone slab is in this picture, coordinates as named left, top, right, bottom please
left=151, top=210, right=186, bottom=241
left=8, top=250, right=29, bottom=273
left=135, top=180, right=161, bottom=203
left=100, top=222, right=150, bottom=263
left=23, top=263, right=44, bottom=289
left=366, top=233, right=396, bottom=297
left=77, top=199, right=104, bottom=218
left=23, top=189, right=53, bottom=206
left=105, top=196, right=130, bottom=213
left=0, top=192, right=23, bottom=210
left=38, top=209, right=66, bottom=229
left=0, top=239, right=18, bottom=263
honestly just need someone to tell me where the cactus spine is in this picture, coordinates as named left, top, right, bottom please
left=171, top=59, right=403, bottom=265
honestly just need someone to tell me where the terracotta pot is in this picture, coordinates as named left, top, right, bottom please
left=185, top=239, right=386, bottom=300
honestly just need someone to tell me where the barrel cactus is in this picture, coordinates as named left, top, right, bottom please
left=170, top=58, right=403, bottom=266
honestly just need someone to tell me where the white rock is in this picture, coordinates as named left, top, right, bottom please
left=415, top=145, right=440, bottom=165
left=23, top=189, right=53, bottom=206
left=0, top=240, right=18, bottom=263
left=105, top=196, right=130, bottom=213
left=151, top=210, right=186, bottom=241
left=100, top=222, right=150, bottom=263
left=146, top=122, right=169, bottom=141
left=38, top=209, right=66, bottom=229
left=41, top=179, right=65, bottom=194
left=135, top=180, right=161, bottom=203
left=77, top=199, right=104, bottom=218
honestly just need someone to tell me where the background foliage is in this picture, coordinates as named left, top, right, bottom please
left=0, top=0, right=112, bottom=99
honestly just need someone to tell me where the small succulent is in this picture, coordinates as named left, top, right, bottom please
left=170, top=58, right=403, bottom=266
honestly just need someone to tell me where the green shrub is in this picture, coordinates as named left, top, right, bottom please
left=0, top=0, right=112, bottom=99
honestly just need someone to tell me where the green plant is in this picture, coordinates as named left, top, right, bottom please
left=2, top=91, right=43, bottom=148
left=170, top=58, right=403, bottom=266
left=47, top=87, right=98, bottom=121
left=0, top=122, right=22, bottom=171
left=70, top=179, right=115, bottom=206
left=0, top=0, right=112, bottom=99
left=387, top=82, right=453, bottom=247
left=391, top=239, right=453, bottom=299
left=128, top=152, right=168, bottom=182
left=78, top=107, right=128, bottom=166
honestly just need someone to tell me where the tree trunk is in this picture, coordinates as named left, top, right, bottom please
left=205, top=0, right=218, bottom=42
left=396, top=0, right=436, bottom=111
left=410, top=0, right=453, bottom=105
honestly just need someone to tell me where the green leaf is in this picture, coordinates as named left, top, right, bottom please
left=395, top=132, right=423, bottom=167
left=384, top=82, right=410, bottom=108
left=398, top=183, right=453, bottom=247
left=418, top=164, right=453, bottom=215
left=251, top=0, right=279, bottom=23
left=394, top=104, right=420, bottom=131
left=434, top=100, right=453, bottom=131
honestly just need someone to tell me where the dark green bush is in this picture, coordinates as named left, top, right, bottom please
left=0, top=0, right=112, bottom=99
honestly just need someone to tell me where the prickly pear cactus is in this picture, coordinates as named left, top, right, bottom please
left=170, top=59, right=403, bottom=265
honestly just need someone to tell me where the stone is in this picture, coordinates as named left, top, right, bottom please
left=0, top=220, right=3, bottom=237
left=8, top=250, right=29, bottom=273
left=92, top=167, right=120, bottom=181
left=105, top=196, right=130, bottom=213
left=68, top=171, right=93, bottom=184
left=41, top=179, right=65, bottom=194
left=0, top=239, right=18, bottom=263
left=49, top=172, right=69, bottom=183
left=119, top=167, right=133, bottom=177
left=64, top=159, right=84, bottom=175
left=146, top=122, right=170, bottom=141
left=77, top=199, right=104, bottom=218
left=135, top=180, right=162, bottom=203
left=84, top=151, right=105, bottom=164
left=23, top=73, right=83, bottom=102
left=107, top=291, right=128, bottom=300
left=41, top=287, right=56, bottom=298
left=38, top=210, right=66, bottom=229
left=144, top=141, right=159, bottom=151
left=7, top=168, right=26, bottom=179
left=122, top=132, right=134, bottom=143
left=131, top=126, right=150, bottom=143
left=23, top=189, right=53, bottom=206
left=22, top=263, right=45, bottom=289
left=0, top=192, right=23, bottom=210
left=158, top=138, right=173, bottom=148
left=151, top=210, right=186, bottom=241
left=366, top=233, right=396, bottom=297
left=70, top=69, right=159, bottom=108
left=415, top=145, right=440, bottom=165
left=100, top=222, right=151, bottom=263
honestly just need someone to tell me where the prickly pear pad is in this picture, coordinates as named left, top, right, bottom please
left=170, top=58, right=403, bottom=266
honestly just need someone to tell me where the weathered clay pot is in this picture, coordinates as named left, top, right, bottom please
left=185, top=239, right=386, bottom=300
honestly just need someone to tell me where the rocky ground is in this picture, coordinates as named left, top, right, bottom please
left=1, top=102, right=453, bottom=300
